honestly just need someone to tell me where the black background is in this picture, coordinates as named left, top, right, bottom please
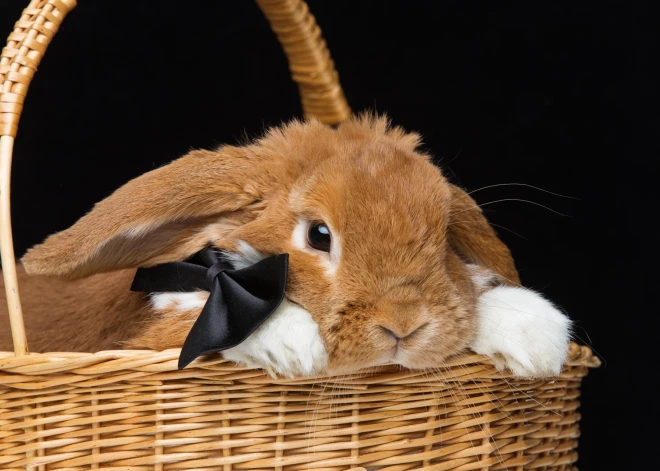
left=1, top=1, right=657, bottom=469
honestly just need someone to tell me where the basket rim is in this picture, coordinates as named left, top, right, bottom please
left=0, top=342, right=599, bottom=378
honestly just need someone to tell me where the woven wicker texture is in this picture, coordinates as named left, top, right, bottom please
left=0, top=344, right=598, bottom=470
left=0, top=1, right=599, bottom=470
left=257, top=0, right=351, bottom=124
left=0, top=0, right=76, bottom=138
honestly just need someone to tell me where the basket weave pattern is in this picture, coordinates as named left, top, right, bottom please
left=0, top=345, right=598, bottom=470
left=0, top=1, right=598, bottom=470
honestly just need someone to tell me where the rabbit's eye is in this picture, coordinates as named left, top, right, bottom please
left=307, top=222, right=331, bottom=252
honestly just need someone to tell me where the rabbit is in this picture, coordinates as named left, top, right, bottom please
left=0, top=114, right=570, bottom=378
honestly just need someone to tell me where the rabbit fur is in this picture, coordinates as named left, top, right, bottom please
left=0, top=114, right=570, bottom=378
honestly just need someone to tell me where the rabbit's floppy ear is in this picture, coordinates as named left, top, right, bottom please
left=447, top=184, right=520, bottom=284
left=22, top=147, right=273, bottom=279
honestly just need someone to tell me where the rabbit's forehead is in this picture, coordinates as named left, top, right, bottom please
left=289, top=150, right=450, bottom=233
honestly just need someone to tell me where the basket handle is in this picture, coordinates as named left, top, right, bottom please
left=0, top=0, right=351, bottom=356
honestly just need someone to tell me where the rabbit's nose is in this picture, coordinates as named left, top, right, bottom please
left=379, top=321, right=428, bottom=341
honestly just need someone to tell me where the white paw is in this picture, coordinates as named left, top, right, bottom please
left=222, top=299, right=328, bottom=378
left=470, top=286, right=571, bottom=378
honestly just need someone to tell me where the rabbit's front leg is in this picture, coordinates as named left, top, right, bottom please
left=222, top=299, right=328, bottom=378
left=469, top=286, right=572, bottom=378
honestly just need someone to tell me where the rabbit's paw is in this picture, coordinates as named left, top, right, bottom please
left=469, top=286, right=571, bottom=378
left=222, top=299, right=328, bottom=378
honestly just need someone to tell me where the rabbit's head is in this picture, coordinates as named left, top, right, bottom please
left=23, top=114, right=519, bottom=372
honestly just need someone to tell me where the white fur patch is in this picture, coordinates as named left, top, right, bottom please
left=291, top=219, right=308, bottom=251
left=470, top=286, right=571, bottom=378
left=467, top=264, right=497, bottom=293
left=151, top=291, right=207, bottom=312
left=222, top=299, right=328, bottom=378
left=222, top=240, right=265, bottom=269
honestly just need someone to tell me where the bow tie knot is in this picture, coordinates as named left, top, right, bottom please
left=206, top=262, right=231, bottom=289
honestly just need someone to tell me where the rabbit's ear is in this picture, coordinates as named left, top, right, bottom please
left=447, top=184, right=520, bottom=285
left=22, top=147, right=273, bottom=279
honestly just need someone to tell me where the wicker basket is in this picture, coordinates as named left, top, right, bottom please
left=0, top=1, right=599, bottom=470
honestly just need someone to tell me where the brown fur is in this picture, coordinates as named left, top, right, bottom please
left=124, top=299, right=205, bottom=351
left=1, top=114, right=519, bottom=372
left=0, top=265, right=151, bottom=352
left=447, top=185, right=520, bottom=285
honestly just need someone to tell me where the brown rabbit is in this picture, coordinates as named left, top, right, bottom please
left=0, top=114, right=570, bottom=378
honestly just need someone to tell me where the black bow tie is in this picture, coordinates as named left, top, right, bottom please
left=131, top=247, right=289, bottom=369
